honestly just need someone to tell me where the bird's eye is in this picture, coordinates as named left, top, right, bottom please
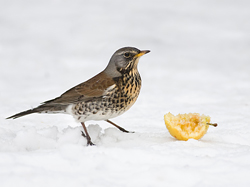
left=123, top=52, right=131, bottom=58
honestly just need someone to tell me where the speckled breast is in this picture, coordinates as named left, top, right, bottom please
left=71, top=71, right=141, bottom=122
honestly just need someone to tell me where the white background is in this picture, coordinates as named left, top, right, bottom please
left=1, top=0, right=250, bottom=186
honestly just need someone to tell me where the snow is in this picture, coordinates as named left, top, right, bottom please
left=1, top=0, right=250, bottom=186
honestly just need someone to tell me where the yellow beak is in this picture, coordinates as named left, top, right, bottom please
left=136, top=50, right=150, bottom=57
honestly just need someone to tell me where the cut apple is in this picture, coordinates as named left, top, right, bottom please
left=164, top=112, right=217, bottom=141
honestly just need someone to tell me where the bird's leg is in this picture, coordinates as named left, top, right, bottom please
left=105, top=120, right=133, bottom=133
left=81, top=122, right=95, bottom=146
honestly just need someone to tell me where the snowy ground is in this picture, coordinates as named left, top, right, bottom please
left=1, top=0, right=250, bottom=186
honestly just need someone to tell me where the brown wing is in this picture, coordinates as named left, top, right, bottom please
left=43, top=71, right=115, bottom=105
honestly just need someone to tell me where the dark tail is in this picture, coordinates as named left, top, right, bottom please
left=6, top=104, right=68, bottom=119
left=6, top=109, right=38, bottom=119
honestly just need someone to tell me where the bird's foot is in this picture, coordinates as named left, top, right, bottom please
left=105, top=119, right=134, bottom=133
left=81, top=131, right=95, bottom=146
left=81, top=131, right=86, bottom=137
left=87, top=140, right=95, bottom=146
left=118, top=127, right=134, bottom=133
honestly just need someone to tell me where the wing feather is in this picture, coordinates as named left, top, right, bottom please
left=43, top=72, right=115, bottom=105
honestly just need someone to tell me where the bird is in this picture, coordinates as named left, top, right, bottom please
left=7, top=47, right=150, bottom=146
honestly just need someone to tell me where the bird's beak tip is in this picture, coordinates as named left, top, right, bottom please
left=137, top=50, right=150, bottom=57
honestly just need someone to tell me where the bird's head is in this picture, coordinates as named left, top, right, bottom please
left=104, top=47, right=150, bottom=77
